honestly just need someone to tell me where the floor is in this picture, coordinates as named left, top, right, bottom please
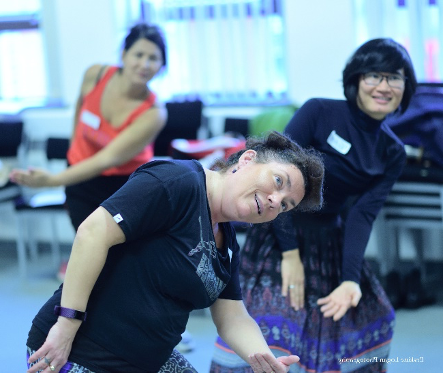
left=1, top=242, right=442, bottom=373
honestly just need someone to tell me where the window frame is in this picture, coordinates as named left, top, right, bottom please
left=139, top=0, right=290, bottom=107
left=0, top=13, right=39, bottom=31
left=0, top=7, right=47, bottom=107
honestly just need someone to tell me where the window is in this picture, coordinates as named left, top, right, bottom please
left=354, top=0, right=442, bottom=83
left=0, top=0, right=47, bottom=105
left=141, top=0, right=288, bottom=105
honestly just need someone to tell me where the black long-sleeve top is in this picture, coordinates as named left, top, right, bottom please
left=273, top=98, right=406, bottom=283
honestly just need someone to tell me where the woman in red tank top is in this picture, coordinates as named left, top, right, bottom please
left=10, top=23, right=167, bottom=230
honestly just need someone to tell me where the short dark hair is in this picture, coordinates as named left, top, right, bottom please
left=343, top=38, right=417, bottom=112
left=124, top=23, right=167, bottom=67
left=212, top=131, right=325, bottom=212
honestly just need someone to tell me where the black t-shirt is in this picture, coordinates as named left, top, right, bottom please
left=29, top=160, right=242, bottom=372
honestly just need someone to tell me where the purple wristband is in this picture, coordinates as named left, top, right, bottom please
left=54, top=305, right=87, bottom=322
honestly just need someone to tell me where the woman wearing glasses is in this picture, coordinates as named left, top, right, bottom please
left=210, top=38, right=417, bottom=373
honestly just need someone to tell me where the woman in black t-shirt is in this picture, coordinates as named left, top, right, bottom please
left=25, top=131, right=324, bottom=373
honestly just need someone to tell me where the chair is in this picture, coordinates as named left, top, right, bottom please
left=375, top=181, right=443, bottom=282
left=0, top=180, right=20, bottom=202
left=224, top=117, right=250, bottom=138
left=0, top=119, right=23, bottom=270
left=0, top=118, right=23, bottom=157
left=248, top=105, right=297, bottom=136
left=154, top=100, right=204, bottom=157
left=377, top=83, right=443, bottom=282
left=13, top=137, right=72, bottom=281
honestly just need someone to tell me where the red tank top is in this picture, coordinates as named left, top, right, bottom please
left=67, top=66, right=156, bottom=176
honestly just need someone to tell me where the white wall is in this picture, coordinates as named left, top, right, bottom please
left=283, top=0, right=355, bottom=105
left=41, top=0, right=121, bottom=107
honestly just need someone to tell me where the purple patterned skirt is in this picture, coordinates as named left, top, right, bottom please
left=27, top=347, right=94, bottom=373
left=27, top=346, right=196, bottom=373
left=210, top=214, right=394, bottom=373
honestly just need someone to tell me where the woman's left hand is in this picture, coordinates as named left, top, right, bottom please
left=317, top=281, right=362, bottom=321
left=248, top=352, right=300, bottom=373
left=27, top=318, right=79, bottom=373
left=10, top=168, right=55, bottom=187
left=281, top=249, right=304, bottom=310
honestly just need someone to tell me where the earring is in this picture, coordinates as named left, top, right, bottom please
left=232, top=169, right=237, bottom=173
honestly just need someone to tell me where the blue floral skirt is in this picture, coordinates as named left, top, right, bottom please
left=210, top=214, right=394, bottom=373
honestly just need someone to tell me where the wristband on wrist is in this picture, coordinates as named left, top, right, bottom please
left=54, top=305, right=87, bottom=322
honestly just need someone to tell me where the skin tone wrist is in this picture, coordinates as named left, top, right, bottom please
left=56, top=316, right=82, bottom=332
left=282, top=249, right=300, bottom=258
left=49, top=173, right=63, bottom=187
left=341, top=280, right=360, bottom=287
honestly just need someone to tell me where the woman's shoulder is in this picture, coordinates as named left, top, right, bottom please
left=83, top=64, right=109, bottom=82
left=80, top=64, right=114, bottom=95
left=133, top=160, right=207, bottom=207
left=302, top=97, right=346, bottom=109
left=143, top=94, right=167, bottom=116
left=133, top=159, right=204, bottom=181
left=150, top=94, right=165, bottom=106
left=380, top=121, right=407, bottom=153
left=132, top=94, right=167, bottom=127
left=297, top=98, right=348, bottom=118
left=126, top=91, right=166, bottom=126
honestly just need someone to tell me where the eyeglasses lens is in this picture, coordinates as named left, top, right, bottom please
left=364, top=73, right=405, bottom=89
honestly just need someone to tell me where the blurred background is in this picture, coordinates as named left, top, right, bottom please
left=0, top=0, right=442, bottom=372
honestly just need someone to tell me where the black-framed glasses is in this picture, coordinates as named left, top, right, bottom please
left=363, top=72, right=407, bottom=89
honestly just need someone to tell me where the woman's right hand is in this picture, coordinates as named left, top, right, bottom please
left=27, top=318, right=80, bottom=373
left=317, top=281, right=362, bottom=321
left=281, top=249, right=304, bottom=311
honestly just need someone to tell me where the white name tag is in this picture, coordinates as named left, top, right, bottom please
left=81, top=110, right=101, bottom=130
left=327, top=130, right=351, bottom=154
left=113, top=213, right=123, bottom=223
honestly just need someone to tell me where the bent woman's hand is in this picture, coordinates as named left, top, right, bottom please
left=10, top=168, right=57, bottom=188
left=27, top=318, right=81, bottom=373
left=281, top=249, right=304, bottom=311
left=317, top=281, right=362, bottom=321
left=248, top=352, right=300, bottom=373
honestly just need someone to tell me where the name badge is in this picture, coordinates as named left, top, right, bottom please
left=327, top=130, right=351, bottom=154
left=81, top=110, right=101, bottom=130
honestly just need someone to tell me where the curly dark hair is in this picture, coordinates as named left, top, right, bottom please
left=212, top=131, right=324, bottom=212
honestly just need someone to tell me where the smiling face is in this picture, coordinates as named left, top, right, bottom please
left=121, top=38, right=164, bottom=85
left=219, top=151, right=306, bottom=224
left=356, top=69, right=405, bottom=120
